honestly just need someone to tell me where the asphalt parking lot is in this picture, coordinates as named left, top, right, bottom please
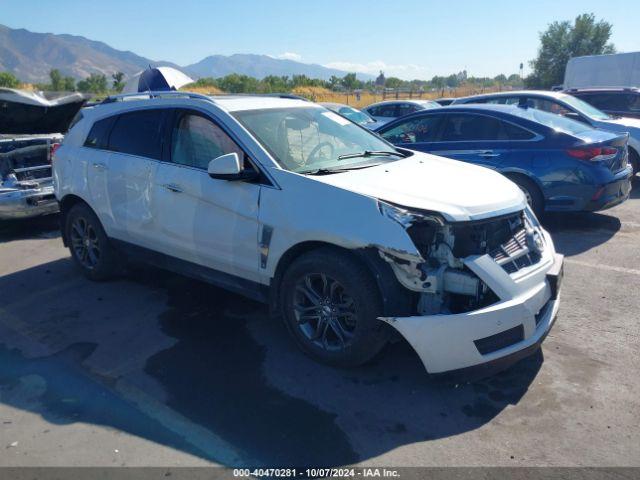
left=0, top=183, right=639, bottom=468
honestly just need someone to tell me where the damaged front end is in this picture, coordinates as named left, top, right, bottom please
left=377, top=200, right=538, bottom=315
left=375, top=200, right=560, bottom=374
left=0, top=136, right=60, bottom=220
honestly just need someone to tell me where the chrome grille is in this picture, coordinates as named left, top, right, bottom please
left=489, top=227, right=542, bottom=274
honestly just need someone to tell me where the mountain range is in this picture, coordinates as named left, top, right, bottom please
left=0, top=24, right=372, bottom=83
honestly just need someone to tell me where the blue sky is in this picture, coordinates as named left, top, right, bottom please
left=1, top=0, right=637, bottom=79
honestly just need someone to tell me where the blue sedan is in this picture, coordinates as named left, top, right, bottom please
left=375, top=104, right=633, bottom=216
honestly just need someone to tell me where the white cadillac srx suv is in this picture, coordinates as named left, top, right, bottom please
left=53, top=92, right=563, bottom=376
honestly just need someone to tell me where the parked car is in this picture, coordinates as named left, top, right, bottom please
left=54, top=91, right=563, bottom=376
left=376, top=104, right=632, bottom=216
left=320, top=102, right=382, bottom=130
left=363, top=99, right=440, bottom=125
left=435, top=97, right=455, bottom=106
left=564, top=88, right=640, bottom=120
left=452, top=90, right=640, bottom=175
left=0, top=88, right=87, bottom=220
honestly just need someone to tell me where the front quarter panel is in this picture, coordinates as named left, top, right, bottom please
left=259, top=168, right=420, bottom=281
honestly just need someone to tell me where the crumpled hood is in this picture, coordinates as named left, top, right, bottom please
left=312, top=152, right=526, bottom=221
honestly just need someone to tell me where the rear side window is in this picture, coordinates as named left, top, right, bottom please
left=397, top=103, right=422, bottom=116
left=502, top=121, right=535, bottom=140
left=84, top=116, right=115, bottom=149
left=108, top=109, right=165, bottom=159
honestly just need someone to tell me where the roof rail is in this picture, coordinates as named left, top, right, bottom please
left=100, top=91, right=310, bottom=105
left=100, top=90, right=217, bottom=104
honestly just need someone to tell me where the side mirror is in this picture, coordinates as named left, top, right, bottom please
left=208, top=152, right=259, bottom=181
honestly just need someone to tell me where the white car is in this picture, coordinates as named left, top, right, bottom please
left=53, top=92, right=563, bottom=376
left=453, top=90, right=640, bottom=175
left=363, top=100, right=440, bottom=126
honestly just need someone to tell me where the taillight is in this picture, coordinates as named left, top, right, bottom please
left=50, top=143, right=61, bottom=162
left=567, top=146, right=617, bottom=162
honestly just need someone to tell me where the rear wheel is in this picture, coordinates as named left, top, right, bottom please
left=65, top=203, right=119, bottom=281
left=280, top=248, right=388, bottom=367
left=507, top=175, right=544, bottom=218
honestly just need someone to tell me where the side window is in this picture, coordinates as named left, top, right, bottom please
left=84, top=116, right=115, bottom=149
left=485, top=97, right=520, bottom=105
left=171, top=113, right=244, bottom=170
left=108, top=110, right=165, bottom=159
left=375, top=104, right=398, bottom=118
left=525, top=98, right=571, bottom=116
left=380, top=115, right=442, bottom=144
left=440, top=114, right=503, bottom=141
left=500, top=121, right=535, bottom=140
left=397, top=103, right=421, bottom=116
left=628, top=94, right=640, bottom=112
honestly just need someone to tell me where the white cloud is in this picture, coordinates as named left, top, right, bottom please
left=273, top=52, right=303, bottom=61
left=323, top=60, right=428, bottom=79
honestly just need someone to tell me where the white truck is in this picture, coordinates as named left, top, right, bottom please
left=564, top=52, right=640, bottom=89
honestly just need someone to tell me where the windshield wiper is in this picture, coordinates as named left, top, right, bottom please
left=299, top=164, right=382, bottom=175
left=337, top=150, right=404, bottom=161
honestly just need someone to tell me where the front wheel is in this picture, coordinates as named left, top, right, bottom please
left=279, top=249, right=388, bottom=367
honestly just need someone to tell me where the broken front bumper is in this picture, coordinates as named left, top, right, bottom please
left=381, top=232, right=563, bottom=374
left=0, top=183, right=58, bottom=220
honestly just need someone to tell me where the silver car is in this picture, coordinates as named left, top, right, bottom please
left=320, top=103, right=383, bottom=130
left=363, top=99, right=440, bottom=126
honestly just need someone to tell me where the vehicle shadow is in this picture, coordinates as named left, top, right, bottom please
left=0, top=258, right=543, bottom=467
left=542, top=211, right=621, bottom=257
left=0, top=214, right=60, bottom=243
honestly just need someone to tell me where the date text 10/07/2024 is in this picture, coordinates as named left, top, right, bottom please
left=233, top=468, right=401, bottom=478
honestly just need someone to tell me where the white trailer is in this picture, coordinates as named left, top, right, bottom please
left=564, top=52, right=640, bottom=89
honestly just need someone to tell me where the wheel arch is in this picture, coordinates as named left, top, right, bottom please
left=268, top=241, right=413, bottom=318
left=58, top=194, right=93, bottom=246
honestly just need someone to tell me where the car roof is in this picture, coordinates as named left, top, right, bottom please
left=565, top=87, right=640, bottom=93
left=365, top=99, right=435, bottom=108
left=320, top=102, right=354, bottom=109
left=455, top=90, right=568, bottom=103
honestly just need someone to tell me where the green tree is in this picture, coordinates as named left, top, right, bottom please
left=385, top=77, right=404, bottom=89
left=527, top=13, right=615, bottom=89
left=50, top=69, right=63, bottom=91
left=340, top=73, right=359, bottom=91
left=63, top=76, right=75, bottom=91
left=77, top=73, right=108, bottom=94
left=0, top=71, right=20, bottom=88
left=112, top=72, right=125, bottom=92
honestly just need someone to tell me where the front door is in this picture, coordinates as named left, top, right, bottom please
left=152, top=109, right=261, bottom=282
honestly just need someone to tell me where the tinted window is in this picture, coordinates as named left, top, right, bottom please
left=524, top=98, right=572, bottom=116
left=108, top=110, right=165, bottom=159
left=84, top=116, right=115, bottom=149
left=440, top=114, right=503, bottom=141
left=171, top=113, right=244, bottom=170
left=397, top=103, right=422, bottom=116
left=578, top=92, right=640, bottom=112
left=369, top=104, right=397, bottom=117
left=485, top=96, right=520, bottom=105
left=380, top=115, right=442, bottom=143
left=502, top=121, right=535, bottom=140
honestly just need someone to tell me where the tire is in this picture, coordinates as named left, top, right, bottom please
left=65, top=203, right=120, bottom=281
left=279, top=248, right=388, bottom=367
left=629, top=148, right=639, bottom=177
left=507, top=174, right=544, bottom=218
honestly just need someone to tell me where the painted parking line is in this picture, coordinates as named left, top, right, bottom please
left=565, top=258, right=640, bottom=276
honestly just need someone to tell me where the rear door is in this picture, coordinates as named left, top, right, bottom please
left=377, top=113, right=444, bottom=152
left=103, top=108, right=168, bottom=247
left=428, top=113, right=514, bottom=168
left=152, top=109, right=262, bottom=282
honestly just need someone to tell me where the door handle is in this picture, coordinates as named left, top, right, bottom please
left=92, top=162, right=108, bottom=171
left=478, top=151, right=500, bottom=158
left=163, top=183, right=183, bottom=193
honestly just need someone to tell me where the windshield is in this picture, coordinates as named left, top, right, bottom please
left=233, top=106, right=400, bottom=173
left=338, top=106, right=375, bottom=125
left=560, top=94, right=611, bottom=121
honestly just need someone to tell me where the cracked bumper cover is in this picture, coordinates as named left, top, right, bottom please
left=0, top=184, right=58, bottom=220
left=380, top=230, right=562, bottom=374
